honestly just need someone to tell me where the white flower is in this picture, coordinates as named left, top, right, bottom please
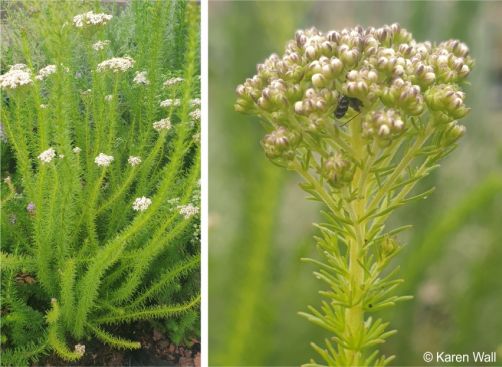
left=40, top=104, right=48, bottom=109
left=35, top=64, right=57, bottom=80
left=92, top=40, right=110, bottom=51
left=190, top=98, right=201, bottom=107
left=59, top=154, right=65, bottom=159
left=128, top=156, right=142, bottom=166
left=0, top=68, right=32, bottom=90
left=152, top=118, right=172, bottom=132
left=178, top=204, right=199, bottom=219
left=94, top=153, right=114, bottom=167
left=97, top=56, right=135, bottom=73
left=133, top=196, right=152, bottom=212
left=160, top=98, right=181, bottom=108
left=73, top=147, right=82, bottom=153
left=189, top=109, right=201, bottom=121
left=38, top=148, right=56, bottom=163
left=133, top=71, right=150, bottom=85
left=74, top=344, right=85, bottom=357
left=163, top=76, right=184, bottom=87
left=105, top=94, right=113, bottom=102
left=73, top=11, right=112, bottom=28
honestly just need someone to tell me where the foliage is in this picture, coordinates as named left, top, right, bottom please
left=0, top=1, right=200, bottom=365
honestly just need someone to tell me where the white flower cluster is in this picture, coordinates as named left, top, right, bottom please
left=105, top=95, right=113, bottom=102
left=160, top=98, right=181, bottom=108
left=38, top=147, right=56, bottom=163
left=178, top=204, right=199, bottom=219
left=40, top=104, right=48, bottom=109
left=152, top=118, right=172, bottom=132
left=133, top=71, right=150, bottom=85
left=94, top=153, right=114, bottom=167
left=163, top=76, right=184, bottom=87
left=190, top=98, right=201, bottom=107
left=73, top=147, right=82, bottom=154
left=35, top=65, right=57, bottom=81
left=73, top=11, right=112, bottom=28
left=74, top=344, right=85, bottom=357
left=97, top=56, right=135, bottom=73
left=0, top=65, right=32, bottom=90
left=133, top=196, right=152, bottom=212
left=128, top=156, right=142, bottom=166
left=189, top=109, right=201, bottom=121
left=92, top=40, right=110, bottom=51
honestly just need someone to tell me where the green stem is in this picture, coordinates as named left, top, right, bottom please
left=344, top=114, right=366, bottom=365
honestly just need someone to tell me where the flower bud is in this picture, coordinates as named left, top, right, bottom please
left=442, top=121, right=466, bottom=146
left=312, top=73, right=327, bottom=88
left=261, top=127, right=301, bottom=162
left=322, top=152, right=354, bottom=188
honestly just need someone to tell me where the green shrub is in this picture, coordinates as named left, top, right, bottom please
left=0, top=1, right=200, bottom=365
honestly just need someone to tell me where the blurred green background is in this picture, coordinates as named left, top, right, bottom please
left=208, top=1, right=502, bottom=366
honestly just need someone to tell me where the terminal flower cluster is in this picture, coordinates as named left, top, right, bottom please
left=92, top=40, right=110, bottom=51
left=0, top=64, right=32, bottom=89
left=236, top=23, right=473, bottom=169
left=73, top=11, right=113, bottom=28
left=97, top=56, right=135, bottom=73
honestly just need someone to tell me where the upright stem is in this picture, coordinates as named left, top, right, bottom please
left=345, top=115, right=367, bottom=365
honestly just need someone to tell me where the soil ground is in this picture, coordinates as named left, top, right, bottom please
left=37, top=323, right=200, bottom=367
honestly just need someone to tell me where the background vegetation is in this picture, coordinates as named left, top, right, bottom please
left=1, top=1, right=200, bottom=365
left=209, top=2, right=502, bottom=366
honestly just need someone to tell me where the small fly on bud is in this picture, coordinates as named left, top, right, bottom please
left=335, top=95, right=363, bottom=126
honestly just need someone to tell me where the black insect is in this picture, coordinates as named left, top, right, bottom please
left=335, top=96, right=363, bottom=126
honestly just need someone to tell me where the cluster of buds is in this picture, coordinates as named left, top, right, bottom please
left=236, top=23, right=473, bottom=151
left=261, top=127, right=301, bottom=164
left=425, top=84, right=469, bottom=122
left=362, top=109, right=405, bottom=143
left=321, top=152, right=355, bottom=188
left=380, top=78, right=424, bottom=115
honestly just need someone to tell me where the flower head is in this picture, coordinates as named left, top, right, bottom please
left=97, top=57, right=135, bottom=73
left=152, top=118, right=172, bottom=132
left=38, top=148, right=56, bottom=164
left=92, top=40, right=110, bottom=51
left=1, top=66, right=32, bottom=90
left=73, top=11, right=112, bottom=28
left=236, top=23, right=474, bottom=152
left=178, top=204, right=199, bottom=219
left=94, top=153, right=114, bottom=167
left=133, top=71, right=150, bottom=85
left=26, top=202, right=36, bottom=214
left=163, top=77, right=184, bottom=87
left=128, top=156, right=142, bottom=166
left=160, top=99, right=181, bottom=108
left=189, top=109, right=201, bottom=122
left=35, top=65, right=57, bottom=81
left=133, top=197, right=152, bottom=212
left=74, top=344, right=85, bottom=357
